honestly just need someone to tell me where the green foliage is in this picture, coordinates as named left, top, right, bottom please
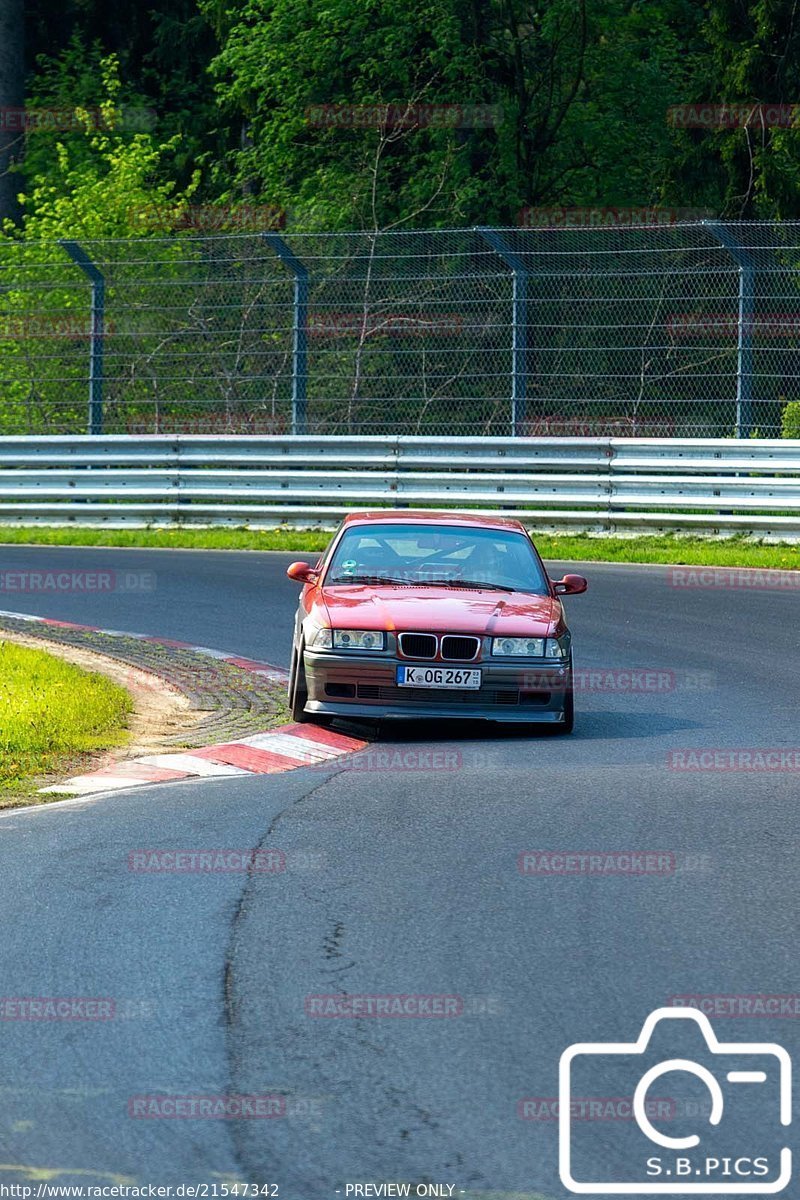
left=202, top=0, right=487, bottom=228
left=666, top=0, right=800, bottom=217
left=781, top=401, right=800, bottom=439
left=7, top=56, right=197, bottom=239
left=24, top=0, right=223, bottom=201
left=10, top=0, right=800, bottom=232
left=0, top=55, right=198, bottom=433
left=5, top=0, right=800, bottom=439
left=201, top=0, right=700, bottom=228
left=21, top=37, right=148, bottom=189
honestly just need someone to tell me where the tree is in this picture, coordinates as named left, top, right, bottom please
left=203, top=0, right=489, bottom=229
left=24, top=0, right=223, bottom=202
left=0, top=57, right=198, bottom=433
left=0, top=0, right=24, bottom=223
left=202, top=0, right=699, bottom=228
left=667, top=0, right=800, bottom=217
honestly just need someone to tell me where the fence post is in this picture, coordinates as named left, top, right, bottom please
left=59, top=239, right=105, bottom=435
left=262, top=232, right=309, bottom=435
left=703, top=221, right=755, bottom=438
left=476, top=227, right=528, bottom=436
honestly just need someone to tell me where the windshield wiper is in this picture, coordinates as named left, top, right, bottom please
left=326, top=574, right=412, bottom=586
left=420, top=578, right=518, bottom=592
left=326, top=574, right=519, bottom=592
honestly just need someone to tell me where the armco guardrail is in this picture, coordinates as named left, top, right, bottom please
left=0, top=435, right=799, bottom=539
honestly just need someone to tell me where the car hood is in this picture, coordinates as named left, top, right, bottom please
left=314, top=584, right=560, bottom=637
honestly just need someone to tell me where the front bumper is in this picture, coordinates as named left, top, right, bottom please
left=303, top=649, right=571, bottom=723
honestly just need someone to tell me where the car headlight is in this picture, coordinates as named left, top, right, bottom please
left=332, top=629, right=386, bottom=651
left=491, top=636, right=570, bottom=658
left=491, top=637, right=545, bottom=657
left=310, top=628, right=333, bottom=649
left=545, top=635, right=570, bottom=659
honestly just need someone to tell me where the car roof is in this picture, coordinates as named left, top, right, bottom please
left=341, top=510, right=530, bottom=534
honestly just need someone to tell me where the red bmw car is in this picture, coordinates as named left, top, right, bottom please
left=286, top=511, right=587, bottom=732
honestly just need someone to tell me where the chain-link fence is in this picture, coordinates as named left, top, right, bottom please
left=1, top=222, right=799, bottom=437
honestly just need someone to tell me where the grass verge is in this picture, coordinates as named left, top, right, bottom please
left=0, top=526, right=798, bottom=569
left=0, top=641, right=133, bottom=803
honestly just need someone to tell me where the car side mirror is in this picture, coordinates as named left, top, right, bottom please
left=286, top=561, right=318, bottom=585
left=552, top=574, right=588, bottom=595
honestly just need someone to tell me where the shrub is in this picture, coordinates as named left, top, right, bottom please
left=781, top=401, right=800, bottom=438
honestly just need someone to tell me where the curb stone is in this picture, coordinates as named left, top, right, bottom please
left=0, top=610, right=367, bottom=798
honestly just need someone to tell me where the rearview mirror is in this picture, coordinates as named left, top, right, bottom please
left=286, top=561, right=318, bottom=585
left=551, top=573, right=588, bottom=595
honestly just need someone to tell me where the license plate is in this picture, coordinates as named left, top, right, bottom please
left=396, top=665, right=482, bottom=689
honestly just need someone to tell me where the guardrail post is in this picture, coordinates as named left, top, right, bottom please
left=59, top=239, right=105, bottom=435
left=476, top=227, right=528, bottom=437
left=703, top=221, right=755, bottom=438
left=262, top=233, right=309, bottom=435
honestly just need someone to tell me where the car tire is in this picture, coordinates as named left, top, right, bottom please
left=289, top=640, right=310, bottom=723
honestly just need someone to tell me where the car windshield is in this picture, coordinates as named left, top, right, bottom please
left=324, top=523, right=548, bottom=593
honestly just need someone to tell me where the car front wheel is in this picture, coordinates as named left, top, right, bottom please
left=288, top=640, right=310, bottom=723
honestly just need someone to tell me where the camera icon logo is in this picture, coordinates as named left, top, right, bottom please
left=559, top=1007, right=791, bottom=1193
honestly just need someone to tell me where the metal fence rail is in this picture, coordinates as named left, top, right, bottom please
left=3, top=223, right=800, bottom=438
left=1, top=435, right=800, bottom=539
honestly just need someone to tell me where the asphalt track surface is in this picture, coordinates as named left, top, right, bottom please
left=0, top=545, right=799, bottom=1197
